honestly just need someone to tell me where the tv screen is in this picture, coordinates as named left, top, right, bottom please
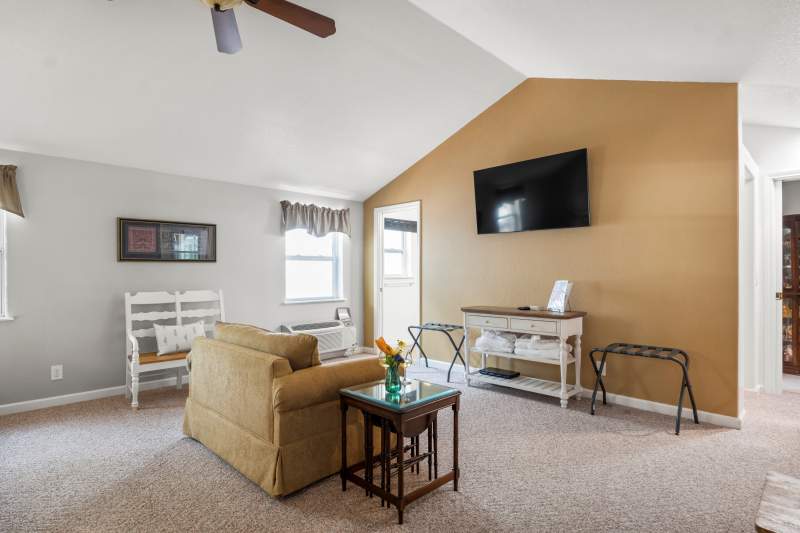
left=473, top=148, right=590, bottom=234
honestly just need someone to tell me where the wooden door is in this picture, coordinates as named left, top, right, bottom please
left=783, top=215, right=800, bottom=374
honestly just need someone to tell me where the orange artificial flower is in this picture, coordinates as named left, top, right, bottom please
left=375, top=337, right=394, bottom=356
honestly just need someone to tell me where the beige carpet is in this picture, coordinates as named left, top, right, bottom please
left=2, top=365, right=799, bottom=532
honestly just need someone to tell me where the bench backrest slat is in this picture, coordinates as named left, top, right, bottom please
left=124, top=290, right=225, bottom=355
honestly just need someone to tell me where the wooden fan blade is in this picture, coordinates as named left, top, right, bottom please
left=245, top=0, right=335, bottom=38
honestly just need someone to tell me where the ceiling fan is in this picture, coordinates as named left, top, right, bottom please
left=201, top=0, right=336, bottom=54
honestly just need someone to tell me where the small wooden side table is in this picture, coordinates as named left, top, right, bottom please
left=756, top=471, right=800, bottom=533
left=339, top=379, right=461, bottom=524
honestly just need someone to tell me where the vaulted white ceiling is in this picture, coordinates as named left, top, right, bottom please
left=4, top=1, right=800, bottom=200
left=0, top=0, right=522, bottom=200
left=411, top=0, right=800, bottom=128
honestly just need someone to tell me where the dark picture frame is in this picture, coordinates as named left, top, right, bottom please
left=118, top=218, right=217, bottom=262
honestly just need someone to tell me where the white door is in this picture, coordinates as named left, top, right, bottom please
left=374, top=202, right=421, bottom=347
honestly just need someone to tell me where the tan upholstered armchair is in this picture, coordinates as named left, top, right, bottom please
left=183, top=322, right=384, bottom=496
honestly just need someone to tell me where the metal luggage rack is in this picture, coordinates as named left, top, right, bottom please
left=588, top=342, right=699, bottom=435
left=407, top=323, right=465, bottom=383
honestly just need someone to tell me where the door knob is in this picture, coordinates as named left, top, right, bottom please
left=777, top=292, right=784, bottom=300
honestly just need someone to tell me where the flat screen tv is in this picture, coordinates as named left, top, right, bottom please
left=473, top=148, right=589, bottom=234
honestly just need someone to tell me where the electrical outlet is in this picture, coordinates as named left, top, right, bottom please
left=50, top=364, right=63, bottom=381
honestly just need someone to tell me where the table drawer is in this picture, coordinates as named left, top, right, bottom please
left=466, top=314, right=508, bottom=329
left=509, top=318, right=559, bottom=335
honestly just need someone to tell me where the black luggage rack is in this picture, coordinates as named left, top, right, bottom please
left=588, top=342, right=699, bottom=435
left=407, top=323, right=465, bottom=383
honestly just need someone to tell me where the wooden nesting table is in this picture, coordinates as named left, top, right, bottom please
left=339, top=379, right=461, bottom=524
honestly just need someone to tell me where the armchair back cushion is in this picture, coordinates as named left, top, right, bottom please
left=215, top=321, right=320, bottom=370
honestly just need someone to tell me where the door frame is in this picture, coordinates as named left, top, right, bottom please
left=761, top=170, right=800, bottom=394
left=373, top=200, right=421, bottom=341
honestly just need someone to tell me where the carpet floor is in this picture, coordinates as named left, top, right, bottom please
left=2, top=365, right=800, bottom=532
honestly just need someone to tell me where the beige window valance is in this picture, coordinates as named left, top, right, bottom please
left=280, top=200, right=350, bottom=237
left=0, top=165, right=24, bottom=218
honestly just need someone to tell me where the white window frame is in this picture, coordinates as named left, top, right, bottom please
left=284, top=230, right=345, bottom=304
left=0, top=211, right=8, bottom=319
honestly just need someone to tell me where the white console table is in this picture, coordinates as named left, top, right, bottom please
left=461, top=306, right=586, bottom=408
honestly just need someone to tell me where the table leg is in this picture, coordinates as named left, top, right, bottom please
left=433, top=417, right=438, bottom=479
left=396, top=424, right=405, bottom=525
left=427, top=417, right=433, bottom=481
left=340, top=400, right=348, bottom=491
left=380, top=418, right=388, bottom=507
left=453, top=397, right=460, bottom=491
left=414, top=435, right=419, bottom=474
left=463, top=313, right=470, bottom=385
left=559, top=336, right=569, bottom=408
left=363, top=412, right=372, bottom=496
left=575, top=334, right=583, bottom=400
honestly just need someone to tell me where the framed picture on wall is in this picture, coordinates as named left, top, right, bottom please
left=118, top=218, right=217, bottom=262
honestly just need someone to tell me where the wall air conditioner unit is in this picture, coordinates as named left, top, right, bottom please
left=279, top=320, right=357, bottom=361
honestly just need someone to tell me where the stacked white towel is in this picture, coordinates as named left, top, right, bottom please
left=514, top=335, right=542, bottom=350
left=514, top=335, right=572, bottom=360
left=474, top=330, right=516, bottom=353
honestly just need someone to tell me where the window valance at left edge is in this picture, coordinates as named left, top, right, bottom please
left=280, top=200, right=350, bottom=237
left=0, top=165, right=24, bottom=218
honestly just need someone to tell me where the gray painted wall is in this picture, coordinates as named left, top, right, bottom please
left=0, top=149, right=363, bottom=405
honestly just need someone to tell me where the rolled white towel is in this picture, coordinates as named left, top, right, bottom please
left=515, top=334, right=540, bottom=345
left=514, top=347, right=569, bottom=359
left=515, top=339, right=571, bottom=351
left=475, top=330, right=515, bottom=353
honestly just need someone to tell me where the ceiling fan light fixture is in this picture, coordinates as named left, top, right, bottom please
left=200, top=0, right=243, bottom=9
left=210, top=6, right=242, bottom=54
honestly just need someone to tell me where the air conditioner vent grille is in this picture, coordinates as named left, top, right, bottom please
left=317, top=331, right=343, bottom=353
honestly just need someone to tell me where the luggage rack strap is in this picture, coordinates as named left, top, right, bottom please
left=603, top=342, right=687, bottom=360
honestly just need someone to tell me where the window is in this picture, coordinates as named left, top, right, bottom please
left=0, top=211, right=6, bottom=318
left=285, top=229, right=343, bottom=302
left=383, top=229, right=412, bottom=278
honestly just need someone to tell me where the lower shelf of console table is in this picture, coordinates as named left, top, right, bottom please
left=467, top=370, right=581, bottom=400
left=461, top=305, right=588, bottom=408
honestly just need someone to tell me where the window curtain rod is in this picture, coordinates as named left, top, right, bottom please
left=0, top=165, right=24, bottom=218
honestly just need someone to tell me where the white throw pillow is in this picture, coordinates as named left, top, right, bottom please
left=154, top=321, right=206, bottom=356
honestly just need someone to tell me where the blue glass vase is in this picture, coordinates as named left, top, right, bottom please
left=385, top=364, right=402, bottom=393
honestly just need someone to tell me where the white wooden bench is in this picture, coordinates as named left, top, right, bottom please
left=124, top=290, right=225, bottom=409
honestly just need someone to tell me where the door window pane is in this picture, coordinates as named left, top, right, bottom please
left=384, top=229, right=404, bottom=250
left=383, top=252, right=405, bottom=277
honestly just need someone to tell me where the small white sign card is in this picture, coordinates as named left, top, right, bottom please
left=547, top=280, right=573, bottom=313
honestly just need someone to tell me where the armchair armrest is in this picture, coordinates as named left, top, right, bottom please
left=188, top=337, right=293, bottom=443
left=273, top=357, right=384, bottom=413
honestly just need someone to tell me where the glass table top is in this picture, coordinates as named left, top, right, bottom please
left=340, top=379, right=460, bottom=412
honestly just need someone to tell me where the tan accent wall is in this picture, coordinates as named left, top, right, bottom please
left=364, top=78, right=739, bottom=417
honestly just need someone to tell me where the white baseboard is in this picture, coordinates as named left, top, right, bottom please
left=0, top=374, right=190, bottom=417
left=423, top=358, right=742, bottom=430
